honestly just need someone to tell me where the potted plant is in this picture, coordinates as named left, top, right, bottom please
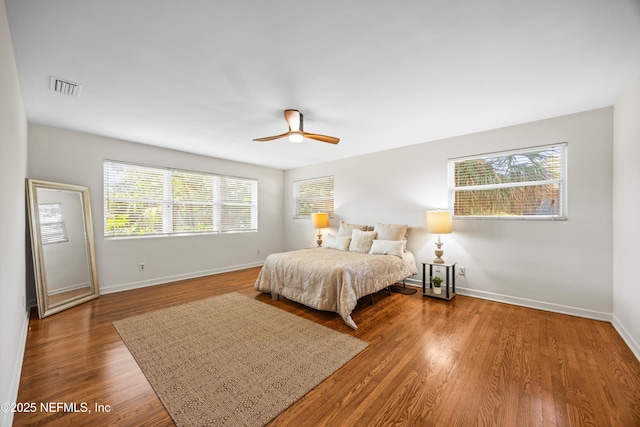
left=431, top=276, right=443, bottom=294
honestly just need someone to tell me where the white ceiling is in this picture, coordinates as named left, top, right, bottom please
left=6, top=0, right=640, bottom=170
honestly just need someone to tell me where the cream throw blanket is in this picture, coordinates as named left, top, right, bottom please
left=255, top=248, right=417, bottom=329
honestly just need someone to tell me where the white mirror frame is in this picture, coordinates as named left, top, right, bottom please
left=26, top=179, right=100, bottom=318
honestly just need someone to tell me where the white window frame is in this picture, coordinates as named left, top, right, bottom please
left=293, top=175, right=334, bottom=218
left=448, top=143, right=567, bottom=220
left=104, top=160, right=258, bottom=238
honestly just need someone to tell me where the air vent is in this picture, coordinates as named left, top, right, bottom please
left=49, top=76, right=82, bottom=97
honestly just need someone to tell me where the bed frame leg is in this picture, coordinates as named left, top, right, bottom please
left=369, top=294, right=374, bottom=305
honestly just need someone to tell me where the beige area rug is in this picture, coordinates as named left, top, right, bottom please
left=113, top=292, right=368, bottom=427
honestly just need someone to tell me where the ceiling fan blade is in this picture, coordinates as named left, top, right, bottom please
left=253, top=132, right=291, bottom=142
left=284, top=109, right=302, bottom=131
left=303, top=133, right=340, bottom=144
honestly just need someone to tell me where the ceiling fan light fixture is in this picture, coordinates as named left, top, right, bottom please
left=254, top=110, right=339, bottom=145
left=289, top=131, right=304, bottom=143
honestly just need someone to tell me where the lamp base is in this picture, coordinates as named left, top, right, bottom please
left=316, top=230, right=323, bottom=247
left=434, top=247, right=444, bottom=263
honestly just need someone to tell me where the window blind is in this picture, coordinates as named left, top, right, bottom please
left=293, top=175, right=334, bottom=218
left=39, top=203, right=69, bottom=244
left=104, top=160, right=257, bottom=237
left=448, top=143, right=567, bottom=219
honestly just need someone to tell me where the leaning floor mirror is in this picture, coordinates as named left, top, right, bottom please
left=26, top=179, right=100, bottom=318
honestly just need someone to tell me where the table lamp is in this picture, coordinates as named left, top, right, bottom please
left=425, top=210, right=452, bottom=263
left=311, top=213, right=330, bottom=247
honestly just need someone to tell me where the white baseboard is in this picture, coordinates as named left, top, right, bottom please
left=47, top=281, right=91, bottom=296
left=405, top=278, right=422, bottom=287
left=404, top=279, right=611, bottom=322
left=100, top=262, right=264, bottom=295
left=611, top=315, right=640, bottom=362
left=455, top=287, right=611, bottom=321
left=1, top=308, right=30, bottom=427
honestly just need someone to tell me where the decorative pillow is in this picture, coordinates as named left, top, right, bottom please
left=396, top=239, right=408, bottom=251
left=338, top=221, right=369, bottom=237
left=373, top=223, right=410, bottom=241
left=324, top=233, right=351, bottom=251
left=348, top=229, right=378, bottom=253
left=369, top=240, right=405, bottom=258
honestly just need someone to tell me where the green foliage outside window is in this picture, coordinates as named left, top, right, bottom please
left=450, top=144, right=566, bottom=219
left=104, top=161, right=257, bottom=237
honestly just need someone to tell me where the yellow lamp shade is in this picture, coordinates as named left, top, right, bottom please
left=425, top=210, right=452, bottom=234
left=311, top=212, right=330, bottom=228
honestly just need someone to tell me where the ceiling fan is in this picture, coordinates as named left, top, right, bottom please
left=253, top=109, right=340, bottom=144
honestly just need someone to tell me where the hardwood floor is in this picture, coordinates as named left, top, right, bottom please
left=14, top=267, right=640, bottom=426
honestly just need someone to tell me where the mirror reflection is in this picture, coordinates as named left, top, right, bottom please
left=27, top=179, right=99, bottom=318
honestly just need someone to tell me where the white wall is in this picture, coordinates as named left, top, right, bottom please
left=284, top=108, right=613, bottom=320
left=28, top=124, right=284, bottom=294
left=0, top=0, right=29, bottom=424
left=613, top=72, right=640, bottom=359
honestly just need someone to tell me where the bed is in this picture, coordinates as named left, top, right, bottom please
left=254, top=221, right=418, bottom=329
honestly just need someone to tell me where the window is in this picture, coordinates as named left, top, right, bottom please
left=104, top=160, right=257, bottom=237
left=39, top=203, right=69, bottom=244
left=293, top=176, right=334, bottom=218
left=448, top=143, right=567, bottom=219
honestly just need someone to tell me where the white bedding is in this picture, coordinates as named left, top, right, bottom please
left=254, top=247, right=418, bottom=329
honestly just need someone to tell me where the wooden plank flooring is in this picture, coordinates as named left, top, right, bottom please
left=14, top=267, right=640, bottom=426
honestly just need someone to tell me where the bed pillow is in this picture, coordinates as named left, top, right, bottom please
left=373, top=223, right=409, bottom=241
left=369, top=239, right=405, bottom=258
left=324, top=233, right=352, bottom=251
left=348, top=229, right=378, bottom=253
left=338, top=221, right=369, bottom=237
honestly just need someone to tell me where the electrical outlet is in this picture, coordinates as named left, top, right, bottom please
left=459, top=266, right=466, bottom=276
left=139, top=263, right=145, bottom=271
